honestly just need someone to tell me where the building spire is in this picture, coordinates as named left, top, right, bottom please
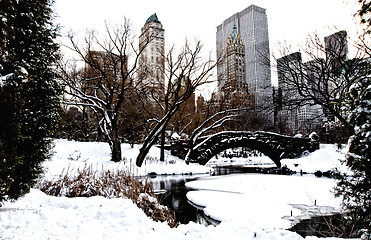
left=231, top=23, right=238, bottom=40
left=228, top=23, right=243, bottom=45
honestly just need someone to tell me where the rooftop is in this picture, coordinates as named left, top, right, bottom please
left=145, top=13, right=161, bottom=25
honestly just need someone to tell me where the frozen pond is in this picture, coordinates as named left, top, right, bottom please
left=144, top=167, right=342, bottom=236
left=185, top=173, right=342, bottom=230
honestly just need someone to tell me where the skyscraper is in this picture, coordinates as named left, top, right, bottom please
left=138, top=13, right=165, bottom=98
left=324, top=30, right=348, bottom=73
left=216, top=5, right=271, bottom=110
left=221, top=24, right=254, bottom=109
left=276, top=52, right=302, bottom=134
left=276, top=52, right=324, bottom=134
left=225, top=24, right=247, bottom=93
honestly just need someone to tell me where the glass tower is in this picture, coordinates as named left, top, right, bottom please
left=216, top=5, right=271, bottom=111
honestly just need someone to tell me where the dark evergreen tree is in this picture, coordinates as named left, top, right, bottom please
left=358, top=0, right=371, bottom=32
left=0, top=0, right=61, bottom=202
left=335, top=61, right=371, bottom=235
left=332, top=2, right=371, bottom=236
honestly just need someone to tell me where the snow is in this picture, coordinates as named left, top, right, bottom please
left=43, top=139, right=211, bottom=181
left=0, top=189, right=305, bottom=240
left=0, top=73, right=14, bottom=87
left=0, top=139, right=354, bottom=240
left=204, top=144, right=348, bottom=171
left=281, top=144, right=349, bottom=174
left=186, top=174, right=341, bottom=229
left=206, top=155, right=276, bottom=168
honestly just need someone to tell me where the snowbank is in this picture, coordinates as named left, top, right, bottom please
left=281, top=144, right=349, bottom=174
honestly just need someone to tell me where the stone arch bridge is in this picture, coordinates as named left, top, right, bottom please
left=171, top=131, right=319, bottom=168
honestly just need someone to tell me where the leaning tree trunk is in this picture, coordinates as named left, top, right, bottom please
left=160, top=127, right=166, bottom=162
left=136, top=107, right=177, bottom=167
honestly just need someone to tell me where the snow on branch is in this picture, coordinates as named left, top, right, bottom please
left=0, top=73, right=14, bottom=87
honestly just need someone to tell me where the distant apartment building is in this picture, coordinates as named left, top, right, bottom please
left=276, top=52, right=302, bottom=92
left=216, top=5, right=272, bottom=112
left=138, top=13, right=165, bottom=99
left=325, top=30, right=348, bottom=74
left=276, top=52, right=302, bottom=133
left=84, top=50, right=130, bottom=92
left=275, top=30, right=349, bottom=135
left=276, top=51, right=324, bottom=134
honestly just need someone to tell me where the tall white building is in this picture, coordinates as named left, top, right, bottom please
left=138, top=13, right=165, bottom=98
left=216, top=5, right=272, bottom=111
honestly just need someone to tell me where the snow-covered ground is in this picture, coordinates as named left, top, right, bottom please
left=42, top=139, right=211, bottom=180
left=206, top=144, right=348, bottom=173
left=0, top=139, right=354, bottom=240
left=281, top=144, right=349, bottom=174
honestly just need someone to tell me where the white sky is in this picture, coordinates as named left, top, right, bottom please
left=54, top=0, right=362, bottom=90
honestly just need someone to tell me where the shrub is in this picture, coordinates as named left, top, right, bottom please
left=36, top=166, right=177, bottom=227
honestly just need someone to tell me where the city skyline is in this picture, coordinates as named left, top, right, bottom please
left=55, top=0, right=360, bottom=53
left=55, top=0, right=361, bottom=95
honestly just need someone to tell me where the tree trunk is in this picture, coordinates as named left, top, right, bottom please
left=111, top=137, right=122, bottom=162
left=110, top=121, right=122, bottom=162
left=160, top=127, right=165, bottom=162
left=136, top=110, right=175, bottom=167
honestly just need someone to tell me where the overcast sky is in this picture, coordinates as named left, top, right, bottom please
left=54, top=0, right=361, bottom=90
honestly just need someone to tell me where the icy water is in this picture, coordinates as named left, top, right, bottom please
left=144, top=166, right=282, bottom=225
left=144, top=166, right=341, bottom=238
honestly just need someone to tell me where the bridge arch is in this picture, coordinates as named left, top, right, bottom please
left=185, top=131, right=319, bottom=168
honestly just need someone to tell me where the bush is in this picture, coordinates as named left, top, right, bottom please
left=36, top=166, right=177, bottom=227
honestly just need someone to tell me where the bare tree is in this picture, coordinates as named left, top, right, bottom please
left=184, top=107, right=249, bottom=162
left=136, top=40, right=218, bottom=167
left=60, top=19, right=149, bottom=162
left=274, top=31, right=370, bottom=136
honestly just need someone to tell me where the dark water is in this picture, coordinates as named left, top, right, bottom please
left=211, top=166, right=286, bottom=175
left=289, top=214, right=345, bottom=238
left=143, top=174, right=210, bottom=225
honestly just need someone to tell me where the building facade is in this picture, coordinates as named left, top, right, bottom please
left=138, top=13, right=165, bottom=98
left=216, top=5, right=272, bottom=111
left=220, top=24, right=254, bottom=110
left=325, top=30, right=348, bottom=74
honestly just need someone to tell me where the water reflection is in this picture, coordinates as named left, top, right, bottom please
left=141, top=174, right=208, bottom=224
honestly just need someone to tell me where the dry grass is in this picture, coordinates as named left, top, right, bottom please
left=36, top=166, right=177, bottom=227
